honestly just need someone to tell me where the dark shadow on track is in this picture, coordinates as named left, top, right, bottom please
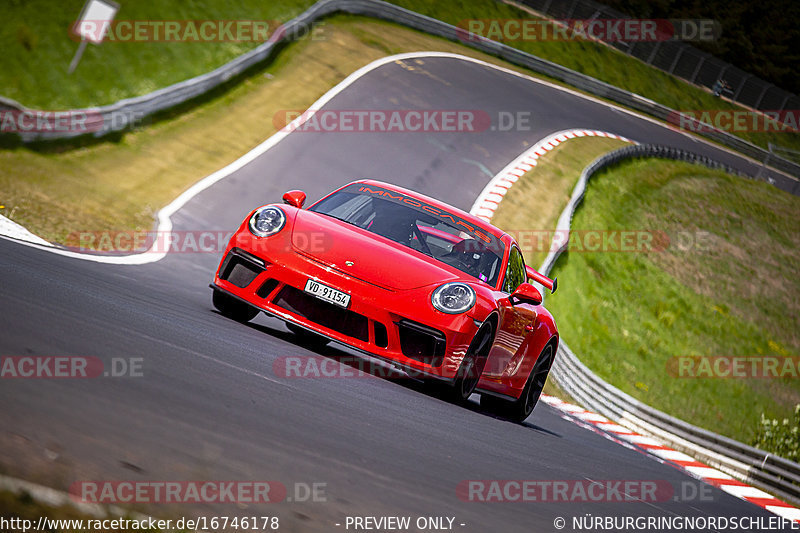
left=215, top=307, right=564, bottom=438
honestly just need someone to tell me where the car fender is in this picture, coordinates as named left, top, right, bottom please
left=512, top=308, right=558, bottom=396
left=222, top=204, right=301, bottom=259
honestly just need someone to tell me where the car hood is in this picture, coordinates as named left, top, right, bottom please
left=291, top=209, right=461, bottom=290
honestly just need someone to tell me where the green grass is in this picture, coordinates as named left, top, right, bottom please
left=0, top=0, right=315, bottom=109
left=0, top=490, right=138, bottom=533
left=543, top=158, right=800, bottom=445
left=0, top=0, right=798, bottom=153
left=489, top=136, right=633, bottom=399
left=490, top=136, right=632, bottom=269
left=3, top=16, right=611, bottom=244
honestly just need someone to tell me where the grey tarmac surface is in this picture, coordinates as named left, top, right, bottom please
left=1, top=55, right=794, bottom=531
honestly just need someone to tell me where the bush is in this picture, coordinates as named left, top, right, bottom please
left=753, top=404, right=800, bottom=462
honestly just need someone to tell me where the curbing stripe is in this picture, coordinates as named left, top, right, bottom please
left=472, top=131, right=799, bottom=521
left=0, top=51, right=796, bottom=521
left=768, top=506, right=800, bottom=521
left=469, top=129, right=633, bottom=222
left=6, top=46, right=778, bottom=262
left=540, top=394, right=799, bottom=521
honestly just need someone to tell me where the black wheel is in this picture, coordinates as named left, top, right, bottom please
left=480, top=343, right=554, bottom=423
left=444, top=325, right=494, bottom=403
left=287, top=323, right=330, bottom=348
left=213, top=290, right=259, bottom=323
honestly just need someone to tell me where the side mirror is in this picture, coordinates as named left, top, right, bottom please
left=510, top=283, right=542, bottom=306
left=282, top=190, right=306, bottom=209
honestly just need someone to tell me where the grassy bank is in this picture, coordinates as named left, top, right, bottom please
left=540, top=159, right=800, bottom=444
left=3, top=16, right=562, bottom=244
left=489, top=135, right=633, bottom=399
left=0, top=0, right=314, bottom=109
left=0, top=0, right=797, bottom=152
left=489, top=136, right=632, bottom=268
left=0, top=489, right=148, bottom=533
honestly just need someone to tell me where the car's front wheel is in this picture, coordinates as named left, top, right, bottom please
left=443, top=325, right=494, bottom=402
left=212, top=289, right=259, bottom=323
left=481, top=342, right=554, bottom=423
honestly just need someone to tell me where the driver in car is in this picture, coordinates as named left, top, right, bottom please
left=444, top=239, right=488, bottom=281
left=365, top=202, right=417, bottom=246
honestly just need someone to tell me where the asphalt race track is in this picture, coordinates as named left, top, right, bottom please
left=1, top=55, right=795, bottom=531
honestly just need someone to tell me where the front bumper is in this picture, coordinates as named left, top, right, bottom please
left=212, top=241, right=480, bottom=380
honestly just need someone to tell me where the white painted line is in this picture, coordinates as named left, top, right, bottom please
left=0, top=46, right=796, bottom=523
left=541, top=393, right=799, bottom=518
left=1, top=51, right=784, bottom=262
left=683, top=466, right=735, bottom=480
left=0, top=214, right=50, bottom=246
left=558, top=403, right=588, bottom=413
left=469, top=129, right=633, bottom=222
left=616, top=434, right=664, bottom=446
left=719, top=484, right=776, bottom=500
left=540, top=395, right=564, bottom=405
left=648, top=448, right=698, bottom=462
left=573, top=411, right=609, bottom=422
left=596, top=423, right=636, bottom=434
left=766, top=506, right=800, bottom=521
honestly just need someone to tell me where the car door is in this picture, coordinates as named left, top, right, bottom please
left=483, top=246, right=539, bottom=386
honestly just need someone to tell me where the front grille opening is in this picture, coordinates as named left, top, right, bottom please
left=219, top=256, right=262, bottom=289
left=256, top=278, right=279, bottom=299
left=397, top=319, right=446, bottom=366
left=373, top=321, right=389, bottom=348
left=273, top=286, right=369, bottom=342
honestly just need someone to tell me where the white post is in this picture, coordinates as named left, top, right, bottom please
left=68, top=40, right=88, bottom=74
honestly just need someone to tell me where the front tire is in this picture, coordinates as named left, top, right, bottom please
left=212, top=289, right=259, bottom=323
left=444, top=325, right=494, bottom=403
left=481, top=343, right=554, bottom=423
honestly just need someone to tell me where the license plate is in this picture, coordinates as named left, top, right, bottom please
left=304, top=279, right=351, bottom=309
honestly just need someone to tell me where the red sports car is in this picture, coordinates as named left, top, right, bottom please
left=211, top=180, right=558, bottom=422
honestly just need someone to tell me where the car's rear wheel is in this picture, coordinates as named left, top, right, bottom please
left=481, top=343, right=554, bottom=423
left=287, top=323, right=331, bottom=348
left=443, top=325, right=494, bottom=402
left=213, top=289, right=259, bottom=323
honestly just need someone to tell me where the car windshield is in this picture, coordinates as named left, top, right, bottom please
left=310, top=186, right=505, bottom=286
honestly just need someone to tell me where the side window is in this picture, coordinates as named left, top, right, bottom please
left=502, top=246, right=526, bottom=293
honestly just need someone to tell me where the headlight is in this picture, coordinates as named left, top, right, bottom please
left=431, top=282, right=476, bottom=314
left=249, top=206, right=286, bottom=237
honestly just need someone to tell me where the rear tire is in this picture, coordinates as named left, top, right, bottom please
left=287, top=323, right=331, bottom=348
left=213, top=290, right=259, bottom=323
left=480, top=343, right=554, bottom=423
